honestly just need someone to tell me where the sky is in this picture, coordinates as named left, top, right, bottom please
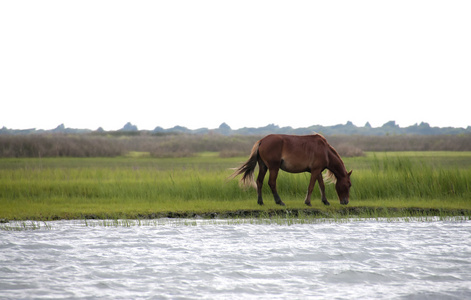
left=1, top=1, right=470, bottom=131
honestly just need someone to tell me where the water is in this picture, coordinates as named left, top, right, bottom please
left=1, top=219, right=471, bottom=299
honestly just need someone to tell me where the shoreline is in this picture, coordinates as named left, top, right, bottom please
left=2, top=206, right=470, bottom=222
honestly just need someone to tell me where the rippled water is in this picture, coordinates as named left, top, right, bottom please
left=1, top=219, right=471, bottom=299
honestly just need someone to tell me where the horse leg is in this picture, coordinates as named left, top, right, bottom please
left=317, top=173, right=330, bottom=206
left=304, top=172, right=318, bottom=206
left=256, top=161, right=267, bottom=205
left=268, top=167, right=285, bottom=206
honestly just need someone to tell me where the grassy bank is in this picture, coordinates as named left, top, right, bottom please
left=0, top=152, right=470, bottom=221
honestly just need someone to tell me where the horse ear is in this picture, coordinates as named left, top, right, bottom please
left=348, top=170, right=353, bottom=177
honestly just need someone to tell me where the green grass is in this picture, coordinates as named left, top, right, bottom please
left=0, top=152, right=470, bottom=221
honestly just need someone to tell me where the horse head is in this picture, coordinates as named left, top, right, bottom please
left=335, top=170, right=352, bottom=205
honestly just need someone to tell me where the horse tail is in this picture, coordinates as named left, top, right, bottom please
left=229, top=141, right=260, bottom=189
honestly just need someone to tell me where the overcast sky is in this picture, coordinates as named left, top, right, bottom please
left=1, top=1, right=470, bottom=131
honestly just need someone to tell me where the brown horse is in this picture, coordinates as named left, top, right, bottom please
left=231, top=134, right=352, bottom=206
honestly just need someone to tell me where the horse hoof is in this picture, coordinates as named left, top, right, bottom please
left=323, top=201, right=330, bottom=206
left=277, top=202, right=286, bottom=206
left=305, top=202, right=312, bottom=207
left=258, top=202, right=264, bottom=206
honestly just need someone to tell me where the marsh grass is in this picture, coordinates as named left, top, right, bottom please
left=0, top=220, right=51, bottom=231
left=3, top=215, right=470, bottom=231
left=0, top=152, right=470, bottom=221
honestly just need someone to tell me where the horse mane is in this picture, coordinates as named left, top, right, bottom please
left=323, top=170, right=337, bottom=184
left=322, top=143, right=346, bottom=185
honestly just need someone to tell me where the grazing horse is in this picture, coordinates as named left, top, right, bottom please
left=231, top=134, right=352, bottom=206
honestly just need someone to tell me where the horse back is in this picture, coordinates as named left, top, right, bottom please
left=258, top=134, right=329, bottom=173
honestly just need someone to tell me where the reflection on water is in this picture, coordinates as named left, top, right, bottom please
left=1, top=219, right=471, bottom=299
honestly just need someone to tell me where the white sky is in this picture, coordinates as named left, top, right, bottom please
left=1, top=1, right=470, bottom=131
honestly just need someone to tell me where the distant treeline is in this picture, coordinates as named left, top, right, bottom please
left=1, top=133, right=471, bottom=158
left=0, top=135, right=259, bottom=158
left=2, top=120, right=471, bottom=136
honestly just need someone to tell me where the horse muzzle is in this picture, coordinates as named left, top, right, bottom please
left=340, top=198, right=349, bottom=205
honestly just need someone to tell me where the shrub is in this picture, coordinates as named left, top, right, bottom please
left=1, top=133, right=470, bottom=158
